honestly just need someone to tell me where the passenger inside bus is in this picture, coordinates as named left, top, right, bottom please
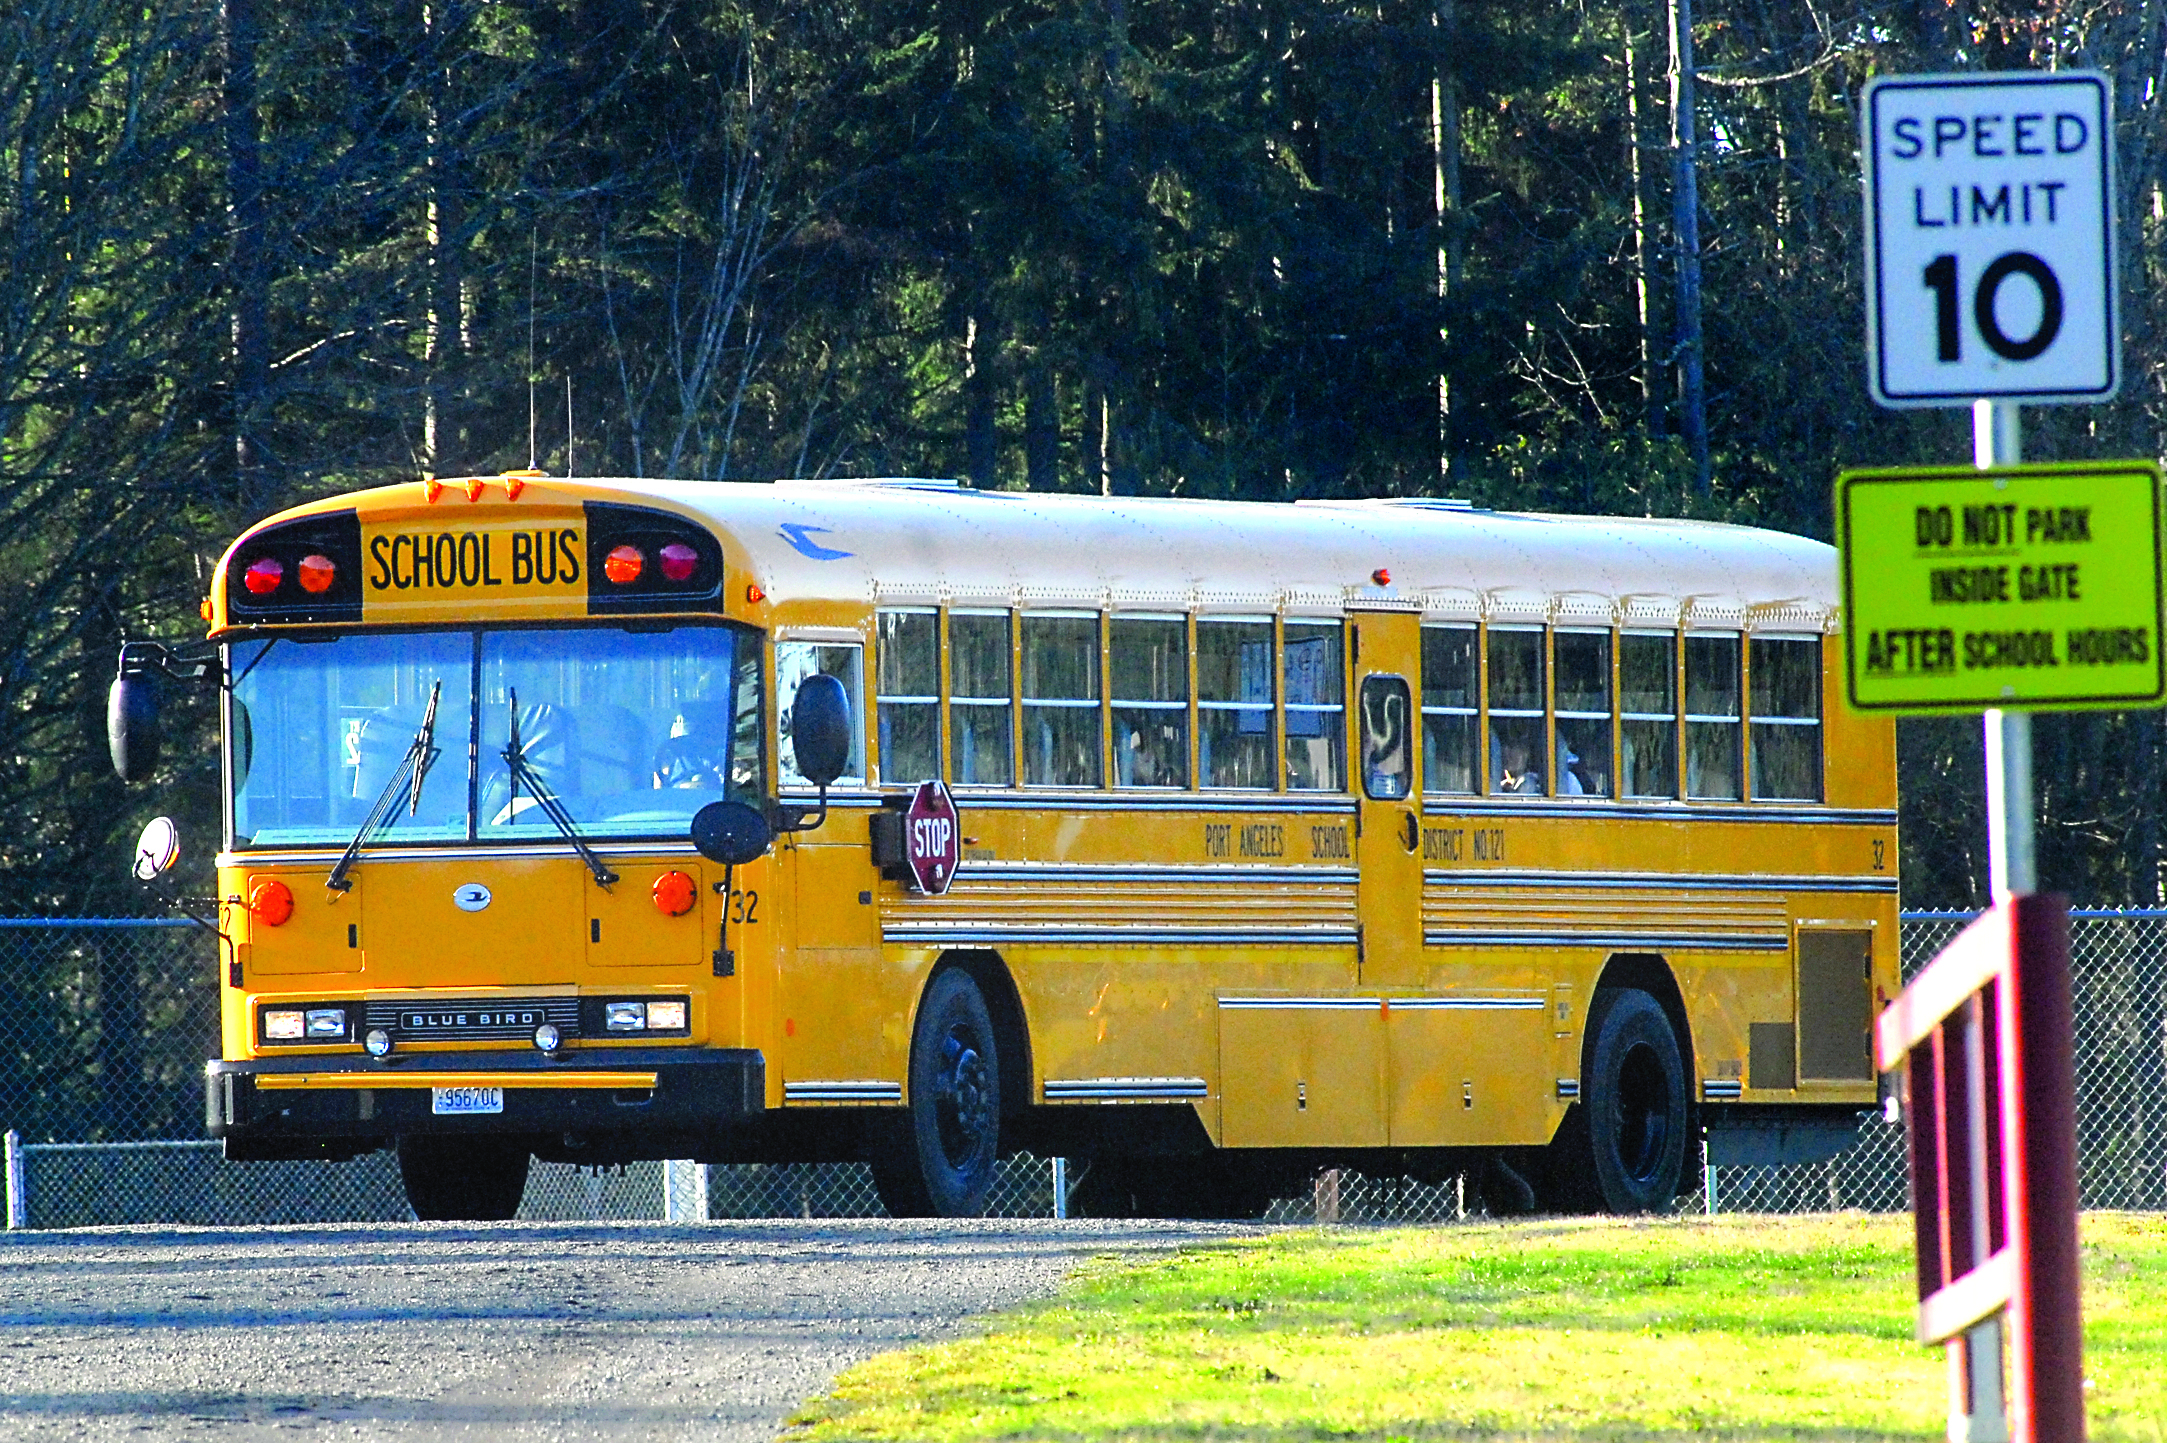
left=1494, top=735, right=1542, bottom=794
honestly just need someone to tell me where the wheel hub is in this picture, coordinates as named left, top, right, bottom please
left=934, top=1029, right=994, bottom=1169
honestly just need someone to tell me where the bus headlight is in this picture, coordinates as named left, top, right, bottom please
left=263, top=1009, right=305, bottom=1040
left=305, top=1008, right=348, bottom=1038
left=602, top=999, right=688, bottom=1032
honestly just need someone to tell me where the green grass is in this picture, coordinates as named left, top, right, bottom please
left=789, top=1213, right=2167, bottom=1442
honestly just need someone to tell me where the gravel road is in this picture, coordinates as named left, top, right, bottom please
left=0, top=1219, right=1250, bottom=1440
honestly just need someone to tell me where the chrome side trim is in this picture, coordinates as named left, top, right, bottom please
left=1556, top=1079, right=1581, bottom=1100
left=910, top=792, right=1360, bottom=816
left=1422, top=801, right=1896, bottom=826
left=783, top=1080, right=902, bottom=1103
left=885, top=927, right=1358, bottom=947
left=1385, top=996, right=1546, bottom=1010
left=1702, top=1079, right=1744, bottom=1100
left=1043, top=1076, right=1209, bottom=1101
left=1217, top=996, right=1380, bottom=1010
left=1423, top=869, right=1899, bottom=894
left=1425, top=930, right=1791, bottom=952
left=954, top=863, right=1357, bottom=885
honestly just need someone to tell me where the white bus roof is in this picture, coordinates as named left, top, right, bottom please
left=605, top=477, right=1838, bottom=632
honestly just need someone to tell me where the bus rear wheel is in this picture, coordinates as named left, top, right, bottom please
left=397, top=1135, right=531, bottom=1222
left=1577, top=989, right=1689, bottom=1214
left=872, top=968, right=1001, bottom=1218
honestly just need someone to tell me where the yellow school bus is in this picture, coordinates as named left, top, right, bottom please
left=116, top=472, right=1897, bottom=1219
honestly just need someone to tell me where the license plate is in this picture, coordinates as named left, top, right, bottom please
left=431, top=1086, right=504, bottom=1115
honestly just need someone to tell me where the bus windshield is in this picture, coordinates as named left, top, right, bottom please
left=229, top=624, right=763, bottom=848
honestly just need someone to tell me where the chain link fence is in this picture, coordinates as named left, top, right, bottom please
left=4, top=913, right=2162, bottom=1228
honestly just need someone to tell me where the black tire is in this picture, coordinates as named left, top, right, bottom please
left=1578, top=989, right=1690, bottom=1213
left=397, top=1135, right=531, bottom=1222
left=872, top=968, right=1001, bottom=1218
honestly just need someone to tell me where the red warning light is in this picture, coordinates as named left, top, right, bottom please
left=1371, top=568, right=1391, bottom=587
left=658, top=543, right=698, bottom=582
left=297, top=554, right=337, bottom=594
left=604, top=545, right=645, bottom=585
left=243, top=558, right=284, bottom=595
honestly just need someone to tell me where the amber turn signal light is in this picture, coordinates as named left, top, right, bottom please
left=249, top=879, right=295, bottom=927
left=652, top=870, right=697, bottom=917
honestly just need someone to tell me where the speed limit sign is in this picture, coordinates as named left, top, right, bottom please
left=1864, top=71, right=2116, bottom=407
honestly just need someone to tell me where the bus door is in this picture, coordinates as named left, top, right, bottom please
left=1348, top=607, right=1423, bottom=987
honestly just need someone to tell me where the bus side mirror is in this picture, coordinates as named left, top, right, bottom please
left=132, top=816, right=180, bottom=881
left=108, top=669, right=161, bottom=783
left=691, top=800, right=773, bottom=867
left=789, top=673, right=853, bottom=790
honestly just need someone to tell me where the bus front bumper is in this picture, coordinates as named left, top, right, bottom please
left=206, top=1048, right=766, bottom=1155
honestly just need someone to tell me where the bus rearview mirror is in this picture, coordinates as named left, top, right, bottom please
left=790, top=673, right=853, bottom=789
left=108, top=671, right=161, bottom=783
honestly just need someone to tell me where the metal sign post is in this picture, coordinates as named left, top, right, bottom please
left=1853, top=67, right=2134, bottom=1443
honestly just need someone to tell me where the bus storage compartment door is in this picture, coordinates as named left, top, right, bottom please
left=245, top=870, right=363, bottom=975
left=1383, top=995, right=1551, bottom=1147
left=586, top=863, right=708, bottom=968
left=1217, top=998, right=1384, bottom=1149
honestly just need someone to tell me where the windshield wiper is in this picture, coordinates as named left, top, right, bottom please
left=327, top=680, right=443, bottom=893
left=502, top=689, right=618, bottom=886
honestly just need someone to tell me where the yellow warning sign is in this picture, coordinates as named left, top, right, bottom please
left=1836, top=461, right=2165, bottom=713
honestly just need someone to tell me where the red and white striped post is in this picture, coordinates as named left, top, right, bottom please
left=1876, top=895, right=2084, bottom=1443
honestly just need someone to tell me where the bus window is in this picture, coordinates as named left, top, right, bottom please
left=949, top=610, right=1013, bottom=787
left=876, top=609, right=940, bottom=785
left=231, top=632, right=474, bottom=846
left=1487, top=627, right=1545, bottom=795
left=1111, top=616, right=1188, bottom=788
left=1751, top=635, right=1823, bottom=801
left=1685, top=633, right=1742, bottom=800
left=1283, top=621, right=1345, bottom=791
left=1021, top=613, right=1102, bottom=788
left=1197, top=618, right=1274, bottom=788
left=1553, top=630, right=1612, bottom=797
left=1420, top=625, right=1477, bottom=795
left=778, top=641, right=866, bottom=788
left=1359, top=675, right=1412, bottom=800
left=473, top=624, right=760, bottom=837
left=1620, top=631, right=1678, bottom=798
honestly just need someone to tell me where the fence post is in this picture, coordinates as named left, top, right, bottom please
left=1051, top=1157, right=1069, bottom=1219
left=5, top=1130, right=23, bottom=1230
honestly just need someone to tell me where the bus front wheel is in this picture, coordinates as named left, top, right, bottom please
left=397, top=1135, right=531, bottom=1222
left=872, top=968, right=1002, bottom=1218
left=1577, top=989, right=1690, bottom=1214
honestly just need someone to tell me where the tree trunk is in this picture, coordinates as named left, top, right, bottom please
left=1668, top=0, right=1710, bottom=494
left=1025, top=358, right=1059, bottom=490
left=222, top=0, right=268, bottom=513
left=1431, top=0, right=1462, bottom=481
left=1083, top=368, right=1108, bottom=495
left=1623, top=9, right=1661, bottom=435
left=423, top=2, right=467, bottom=474
left=966, top=315, right=998, bottom=488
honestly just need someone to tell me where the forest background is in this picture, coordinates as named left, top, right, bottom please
left=4, top=0, right=2166, bottom=927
